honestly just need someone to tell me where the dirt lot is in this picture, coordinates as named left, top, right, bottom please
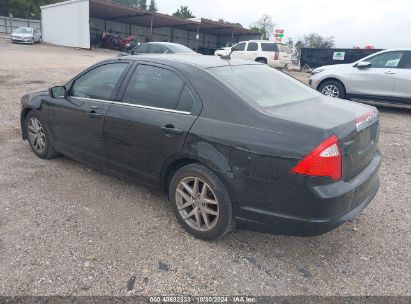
left=0, top=36, right=410, bottom=297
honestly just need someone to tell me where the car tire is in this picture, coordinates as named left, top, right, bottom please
left=25, top=111, right=58, bottom=159
left=256, top=58, right=267, bottom=64
left=169, top=163, right=235, bottom=240
left=30, top=38, right=34, bottom=45
left=318, top=80, right=346, bottom=99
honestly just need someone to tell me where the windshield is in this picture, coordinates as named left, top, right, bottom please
left=14, top=27, right=32, bottom=34
left=209, top=65, right=319, bottom=108
left=166, top=44, right=195, bottom=53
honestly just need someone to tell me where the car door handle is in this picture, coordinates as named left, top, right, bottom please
left=88, top=110, right=102, bottom=119
left=161, top=124, right=183, bottom=135
left=384, top=71, right=396, bottom=75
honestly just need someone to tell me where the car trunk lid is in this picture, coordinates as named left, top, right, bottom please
left=263, top=96, right=379, bottom=181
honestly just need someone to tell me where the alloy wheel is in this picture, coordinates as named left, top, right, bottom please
left=175, top=177, right=219, bottom=232
left=321, top=85, right=340, bottom=97
left=27, top=117, right=46, bottom=154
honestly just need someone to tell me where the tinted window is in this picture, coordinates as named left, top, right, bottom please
left=122, top=65, right=185, bottom=109
left=166, top=44, right=195, bottom=53
left=149, top=44, right=165, bottom=54
left=70, top=63, right=128, bottom=100
left=261, top=43, right=278, bottom=52
left=133, top=44, right=149, bottom=53
left=247, top=42, right=258, bottom=51
left=367, top=51, right=404, bottom=68
left=232, top=42, right=246, bottom=51
left=209, top=65, right=318, bottom=107
left=176, top=86, right=195, bottom=112
left=401, top=52, right=411, bottom=69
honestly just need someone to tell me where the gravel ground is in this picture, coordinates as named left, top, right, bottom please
left=0, top=36, right=410, bottom=296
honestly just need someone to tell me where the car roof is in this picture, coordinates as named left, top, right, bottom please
left=238, top=40, right=285, bottom=44
left=142, top=42, right=187, bottom=46
left=119, top=54, right=261, bottom=69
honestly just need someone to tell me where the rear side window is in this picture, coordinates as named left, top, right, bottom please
left=176, top=86, right=195, bottom=112
left=403, top=52, right=411, bottom=69
left=122, top=65, right=185, bottom=110
left=70, top=63, right=128, bottom=100
left=261, top=43, right=278, bottom=52
left=247, top=42, right=258, bottom=51
left=232, top=42, right=246, bottom=51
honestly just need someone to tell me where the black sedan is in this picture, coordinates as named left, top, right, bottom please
left=20, top=55, right=381, bottom=240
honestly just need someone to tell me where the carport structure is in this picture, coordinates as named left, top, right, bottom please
left=41, top=0, right=260, bottom=52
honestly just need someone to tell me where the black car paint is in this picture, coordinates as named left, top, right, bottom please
left=21, top=55, right=381, bottom=236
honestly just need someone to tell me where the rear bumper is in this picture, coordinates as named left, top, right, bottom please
left=233, top=150, right=382, bottom=236
left=267, top=59, right=289, bottom=69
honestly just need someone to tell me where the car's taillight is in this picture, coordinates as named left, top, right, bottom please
left=274, top=52, right=279, bottom=60
left=291, top=135, right=342, bottom=181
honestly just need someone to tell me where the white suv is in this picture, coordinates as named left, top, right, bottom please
left=217, top=40, right=292, bottom=68
left=309, top=49, right=411, bottom=107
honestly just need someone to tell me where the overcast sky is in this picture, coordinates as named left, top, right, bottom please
left=158, top=0, right=410, bottom=49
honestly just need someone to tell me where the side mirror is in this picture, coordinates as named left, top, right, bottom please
left=50, top=86, right=66, bottom=98
left=356, top=61, right=371, bottom=69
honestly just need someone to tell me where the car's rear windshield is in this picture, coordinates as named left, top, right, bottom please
left=14, top=27, right=32, bottom=34
left=167, top=44, right=195, bottom=53
left=208, top=65, right=319, bottom=108
left=278, top=44, right=290, bottom=53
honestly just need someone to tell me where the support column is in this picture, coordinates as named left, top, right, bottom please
left=195, top=23, right=200, bottom=52
left=150, top=15, right=153, bottom=41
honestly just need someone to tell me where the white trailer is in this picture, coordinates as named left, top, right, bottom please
left=41, top=0, right=90, bottom=49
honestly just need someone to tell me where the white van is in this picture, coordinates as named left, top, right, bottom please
left=218, top=40, right=291, bottom=68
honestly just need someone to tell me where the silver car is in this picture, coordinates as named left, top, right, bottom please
left=309, top=49, right=411, bottom=107
left=11, top=27, right=42, bottom=44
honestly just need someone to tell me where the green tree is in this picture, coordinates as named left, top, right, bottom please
left=301, top=33, right=335, bottom=48
left=172, top=5, right=195, bottom=19
left=250, top=15, right=275, bottom=40
left=148, top=0, right=157, bottom=12
left=137, top=0, right=147, bottom=10
left=0, top=0, right=63, bottom=18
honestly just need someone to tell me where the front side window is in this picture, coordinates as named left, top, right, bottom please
left=247, top=42, right=258, bottom=52
left=366, top=51, right=404, bottom=68
left=232, top=42, right=246, bottom=52
left=149, top=44, right=165, bottom=54
left=209, top=65, right=319, bottom=108
left=122, top=65, right=186, bottom=110
left=70, top=63, right=128, bottom=100
left=134, top=44, right=149, bottom=54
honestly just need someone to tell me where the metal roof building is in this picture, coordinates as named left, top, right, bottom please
left=40, top=0, right=260, bottom=52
